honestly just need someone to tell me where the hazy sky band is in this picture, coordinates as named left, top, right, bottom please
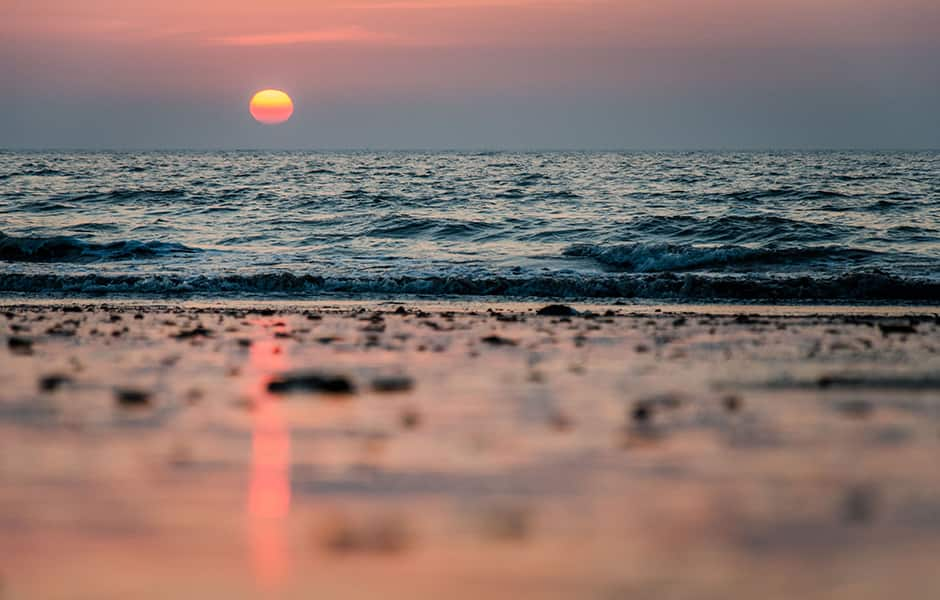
left=3, top=0, right=939, bottom=149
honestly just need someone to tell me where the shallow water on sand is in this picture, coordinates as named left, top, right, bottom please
left=1, top=151, right=939, bottom=301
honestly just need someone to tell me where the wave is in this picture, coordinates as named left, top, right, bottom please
left=0, top=232, right=200, bottom=263
left=47, top=189, right=188, bottom=204
left=562, top=242, right=880, bottom=273
left=0, top=271, right=936, bottom=302
left=365, top=214, right=500, bottom=240
left=623, top=214, right=861, bottom=245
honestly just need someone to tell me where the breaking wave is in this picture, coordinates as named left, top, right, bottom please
left=562, top=242, right=882, bottom=273
left=0, top=270, right=937, bottom=302
left=0, top=232, right=200, bottom=263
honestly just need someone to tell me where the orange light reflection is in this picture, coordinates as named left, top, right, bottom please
left=246, top=338, right=291, bottom=589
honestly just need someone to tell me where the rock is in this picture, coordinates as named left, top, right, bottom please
left=115, top=387, right=151, bottom=406
left=481, top=335, right=518, bottom=347
left=172, top=326, right=213, bottom=339
left=722, top=395, right=742, bottom=412
left=7, top=336, right=33, bottom=355
left=323, top=516, right=410, bottom=554
left=39, top=374, right=72, bottom=392
left=631, top=402, right=652, bottom=423
left=536, top=304, right=578, bottom=317
left=267, top=371, right=355, bottom=395
left=394, top=305, right=408, bottom=315
left=400, top=408, right=421, bottom=429
left=371, top=375, right=414, bottom=393
left=878, top=321, right=916, bottom=336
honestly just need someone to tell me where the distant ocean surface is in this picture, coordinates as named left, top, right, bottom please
left=1, top=151, right=939, bottom=303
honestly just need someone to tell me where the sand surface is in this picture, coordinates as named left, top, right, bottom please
left=2, top=301, right=940, bottom=599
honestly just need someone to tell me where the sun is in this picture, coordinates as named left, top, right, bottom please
left=249, top=89, right=294, bottom=125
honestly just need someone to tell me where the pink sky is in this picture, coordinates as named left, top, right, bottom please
left=7, top=0, right=939, bottom=49
left=3, top=0, right=939, bottom=148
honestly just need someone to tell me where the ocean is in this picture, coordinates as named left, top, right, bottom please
left=1, top=150, right=938, bottom=302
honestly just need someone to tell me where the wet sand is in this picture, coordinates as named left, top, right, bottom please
left=2, top=300, right=940, bottom=599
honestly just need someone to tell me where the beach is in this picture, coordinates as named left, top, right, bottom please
left=3, top=300, right=940, bottom=599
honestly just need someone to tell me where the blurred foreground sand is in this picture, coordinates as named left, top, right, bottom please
left=2, top=301, right=940, bottom=599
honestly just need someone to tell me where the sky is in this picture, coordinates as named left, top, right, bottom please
left=2, top=0, right=939, bottom=149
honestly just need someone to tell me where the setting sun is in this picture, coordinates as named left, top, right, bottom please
left=249, top=89, right=294, bottom=125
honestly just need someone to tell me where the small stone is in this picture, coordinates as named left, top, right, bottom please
left=481, top=335, right=518, bottom=347
left=371, top=375, right=414, bottom=393
left=172, top=326, right=213, bottom=339
left=7, top=336, right=33, bottom=354
left=400, top=408, right=421, bottom=429
left=115, top=387, right=151, bottom=406
left=39, top=374, right=72, bottom=392
left=536, top=304, right=578, bottom=317
left=267, top=371, right=355, bottom=395
left=631, top=402, right=652, bottom=423
left=878, top=321, right=916, bottom=336
left=723, top=395, right=742, bottom=412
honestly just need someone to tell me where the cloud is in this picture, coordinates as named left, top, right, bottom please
left=209, top=27, right=391, bottom=47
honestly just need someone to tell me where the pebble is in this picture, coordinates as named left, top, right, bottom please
left=371, top=375, right=414, bottom=393
left=173, top=326, right=213, bottom=339
left=39, top=374, right=72, bottom=392
left=7, top=336, right=33, bottom=354
left=481, top=335, right=518, bottom=346
left=536, top=304, right=578, bottom=317
left=267, top=371, right=355, bottom=395
left=115, top=387, right=151, bottom=406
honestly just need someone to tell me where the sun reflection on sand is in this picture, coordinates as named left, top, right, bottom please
left=246, top=338, right=291, bottom=588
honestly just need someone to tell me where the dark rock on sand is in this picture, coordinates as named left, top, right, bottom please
left=536, top=304, right=578, bottom=317
left=323, top=516, right=410, bottom=554
left=39, top=374, right=72, bottom=392
left=481, top=335, right=518, bottom=347
left=878, top=321, right=917, bottom=336
left=173, top=326, right=213, bottom=339
left=267, top=371, right=355, bottom=395
left=631, top=402, right=652, bottom=423
left=7, top=336, right=33, bottom=354
left=722, top=395, right=742, bottom=412
left=115, top=387, right=151, bottom=406
left=371, top=375, right=414, bottom=393
left=400, top=408, right=421, bottom=429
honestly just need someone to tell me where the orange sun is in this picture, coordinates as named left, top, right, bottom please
left=249, top=89, right=294, bottom=125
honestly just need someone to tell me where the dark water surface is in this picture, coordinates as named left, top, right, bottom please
left=1, top=151, right=938, bottom=302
